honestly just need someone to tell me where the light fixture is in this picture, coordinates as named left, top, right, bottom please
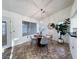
left=41, top=9, right=45, bottom=13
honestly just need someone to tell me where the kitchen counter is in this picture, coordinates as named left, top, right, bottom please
left=68, top=32, right=77, bottom=38
left=68, top=32, right=77, bottom=59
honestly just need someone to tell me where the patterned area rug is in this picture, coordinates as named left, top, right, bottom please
left=11, top=40, right=72, bottom=59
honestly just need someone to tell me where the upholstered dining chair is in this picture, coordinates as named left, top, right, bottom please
left=40, top=37, right=48, bottom=47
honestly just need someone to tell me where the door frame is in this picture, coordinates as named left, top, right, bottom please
left=2, top=16, right=12, bottom=52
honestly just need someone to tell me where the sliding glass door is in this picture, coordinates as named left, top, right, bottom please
left=2, top=21, right=7, bottom=46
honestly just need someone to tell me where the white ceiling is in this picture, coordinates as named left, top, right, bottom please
left=2, top=0, right=74, bottom=19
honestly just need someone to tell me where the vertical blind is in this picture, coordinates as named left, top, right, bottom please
left=22, top=21, right=37, bottom=36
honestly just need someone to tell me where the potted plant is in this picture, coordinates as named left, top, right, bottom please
left=55, top=18, right=70, bottom=43
left=48, top=18, right=70, bottom=43
left=58, top=23, right=68, bottom=43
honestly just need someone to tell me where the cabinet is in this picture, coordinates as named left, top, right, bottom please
left=69, top=36, right=77, bottom=59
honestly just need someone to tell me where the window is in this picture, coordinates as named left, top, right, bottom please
left=22, top=21, right=37, bottom=36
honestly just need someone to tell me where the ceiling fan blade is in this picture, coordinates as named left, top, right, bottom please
left=44, top=0, right=53, bottom=9
left=31, top=0, right=41, bottom=9
left=30, top=10, right=40, bottom=17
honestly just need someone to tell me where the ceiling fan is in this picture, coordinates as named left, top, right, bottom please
left=30, top=0, right=54, bottom=18
left=16, top=0, right=53, bottom=18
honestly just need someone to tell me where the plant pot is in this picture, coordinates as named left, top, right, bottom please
left=58, top=39, right=64, bottom=43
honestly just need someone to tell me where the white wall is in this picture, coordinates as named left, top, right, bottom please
left=2, top=10, right=39, bottom=47
left=70, top=13, right=77, bottom=32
